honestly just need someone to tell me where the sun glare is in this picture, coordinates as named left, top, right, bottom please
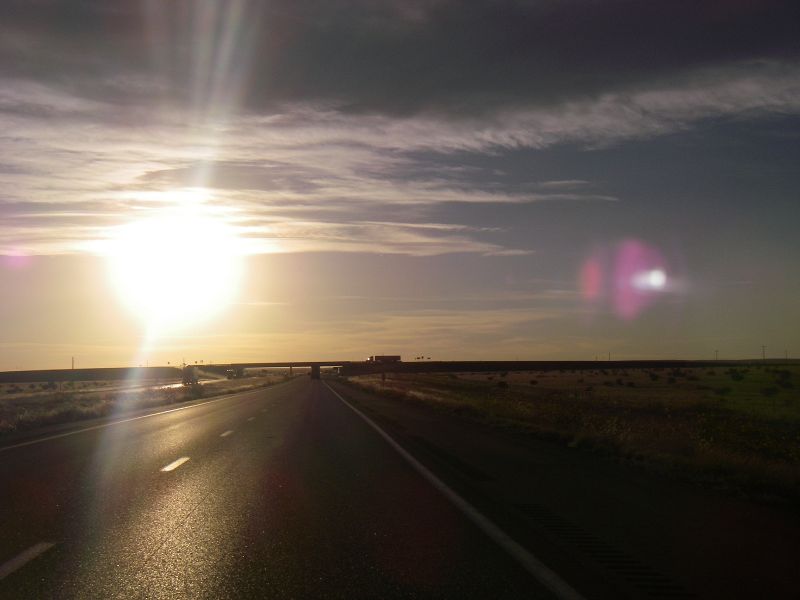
left=106, top=210, right=244, bottom=334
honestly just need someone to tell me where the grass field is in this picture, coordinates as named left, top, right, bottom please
left=0, top=372, right=293, bottom=435
left=346, top=365, right=800, bottom=501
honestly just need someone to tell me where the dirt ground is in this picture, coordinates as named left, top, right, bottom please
left=0, top=372, right=292, bottom=435
left=348, top=365, right=800, bottom=501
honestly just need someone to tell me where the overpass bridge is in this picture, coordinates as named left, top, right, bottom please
left=201, top=361, right=356, bottom=381
left=203, top=358, right=776, bottom=380
left=2, top=359, right=791, bottom=385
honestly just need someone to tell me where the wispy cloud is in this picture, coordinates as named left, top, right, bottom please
left=1, top=61, right=799, bottom=256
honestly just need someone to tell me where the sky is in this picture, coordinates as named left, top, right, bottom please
left=1, top=0, right=800, bottom=369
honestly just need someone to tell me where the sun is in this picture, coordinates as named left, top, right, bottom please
left=105, top=209, right=244, bottom=334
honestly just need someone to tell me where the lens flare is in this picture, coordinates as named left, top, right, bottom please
left=2, top=250, right=33, bottom=270
left=580, top=257, right=603, bottom=301
left=580, top=239, right=671, bottom=320
left=633, top=268, right=667, bottom=290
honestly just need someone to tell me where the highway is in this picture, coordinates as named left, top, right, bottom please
left=2, top=376, right=799, bottom=599
left=0, top=377, right=550, bottom=599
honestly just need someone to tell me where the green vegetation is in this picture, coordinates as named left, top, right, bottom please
left=0, top=374, right=292, bottom=435
left=346, top=366, right=800, bottom=501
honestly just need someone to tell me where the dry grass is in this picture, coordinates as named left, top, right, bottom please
left=0, top=374, right=291, bottom=435
left=346, top=366, right=800, bottom=500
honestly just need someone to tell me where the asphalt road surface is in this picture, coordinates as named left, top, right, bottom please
left=2, top=376, right=799, bottom=599
left=0, top=378, right=553, bottom=599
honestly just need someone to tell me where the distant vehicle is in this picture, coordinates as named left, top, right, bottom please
left=226, top=367, right=245, bottom=379
left=366, top=355, right=401, bottom=363
left=182, top=365, right=197, bottom=386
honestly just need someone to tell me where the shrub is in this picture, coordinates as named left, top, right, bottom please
left=728, top=369, right=744, bottom=381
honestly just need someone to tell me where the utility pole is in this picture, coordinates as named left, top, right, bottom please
left=761, top=345, right=766, bottom=361
left=71, top=356, right=74, bottom=370
left=714, top=349, right=719, bottom=361
left=608, top=351, right=611, bottom=361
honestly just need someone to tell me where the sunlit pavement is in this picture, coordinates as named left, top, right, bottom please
left=3, top=375, right=799, bottom=599
left=0, top=378, right=547, bottom=599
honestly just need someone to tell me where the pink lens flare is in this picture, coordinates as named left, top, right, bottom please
left=579, top=257, right=603, bottom=301
left=579, top=239, right=670, bottom=320
left=2, top=251, right=33, bottom=270
left=614, top=239, right=667, bottom=320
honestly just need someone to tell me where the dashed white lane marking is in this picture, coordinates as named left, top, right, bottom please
left=0, top=542, right=56, bottom=580
left=160, top=457, right=190, bottom=472
left=247, top=417, right=255, bottom=422
left=323, top=381, right=585, bottom=600
left=260, top=409, right=267, bottom=413
left=220, top=430, right=234, bottom=437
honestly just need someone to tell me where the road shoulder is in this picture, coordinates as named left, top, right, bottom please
left=327, top=377, right=800, bottom=600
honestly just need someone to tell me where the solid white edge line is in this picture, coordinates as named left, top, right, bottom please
left=220, top=430, right=234, bottom=437
left=323, top=381, right=585, bottom=600
left=0, top=542, right=56, bottom=580
left=0, top=379, right=297, bottom=453
left=160, top=456, right=190, bottom=472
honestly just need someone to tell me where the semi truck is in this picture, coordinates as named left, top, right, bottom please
left=366, top=355, right=401, bottom=363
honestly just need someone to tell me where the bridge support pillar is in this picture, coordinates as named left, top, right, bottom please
left=311, top=364, right=321, bottom=379
left=289, top=365, right=293, bottom=376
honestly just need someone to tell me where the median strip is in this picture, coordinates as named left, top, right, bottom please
left=0, top=380, right=297, bottom=453
left=0, top=542, right=55, bottom=580
left=160, top=457, right=190, bottom=472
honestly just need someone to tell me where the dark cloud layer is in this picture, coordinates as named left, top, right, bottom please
left=2, top=0, right=799, bottom=115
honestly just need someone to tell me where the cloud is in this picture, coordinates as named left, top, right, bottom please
left=2, top=1, right=800, bottom=257
left=3, top=0, right=799, bottom=116
left=236, top=219, right=528, bottom=256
